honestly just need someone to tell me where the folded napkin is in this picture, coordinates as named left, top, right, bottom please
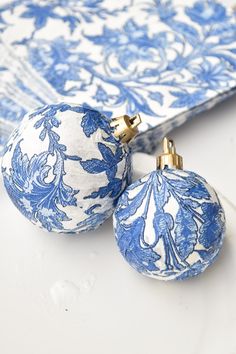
left=0, top=0, right=236, bottom=154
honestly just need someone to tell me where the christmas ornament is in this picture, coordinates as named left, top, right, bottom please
left=113, top=137, right=225, bottom=280
left=1, top=103, right=141, bottom=233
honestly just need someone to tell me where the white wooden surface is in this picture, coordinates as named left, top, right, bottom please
left=0, top=93, right=236, bottom=354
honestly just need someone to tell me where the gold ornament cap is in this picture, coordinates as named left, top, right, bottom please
left=110, top=114, right=141, bottom=143
left=157, top=137, right=183, bottom=170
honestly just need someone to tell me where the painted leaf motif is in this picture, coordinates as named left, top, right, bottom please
left=85, top=178, right=122, bottom=199
left=168, top=20, right=199, bottom=46
left=153, top=172, right=170, bottom=208
left=80, top=158, right=107, bottom=174
left=98, top=142, right=115, bottom=162
left=185, top=1, right=227, bottom=26
left=11, top=141, right=50, bottom=195
left=183, top=179, right=210, bottom=200
left=170, top=90, right=207, bottom=109
left=153, top=211, right=174, bottom=244
left=174, top=206, right=198, bottom=260
left=167, top=172, right=210, bottom=200
left=21, top=5, right=59, bottom=30
left=98, top=143, right=119, bottom=179
left=106, top=166, right=117, bottom=180
left=4, top=139, right=78, bottom=232
left=80, top=142, right=122, bottom=181
left=62, top=15, right=80, bottom=33
left=176, top=260, right=203, bottom=280
left=149, top=91, right=164, bottom=105
left=199, top=202, right=224, bottom=249
left=212, top=53, right=236, bottom=70
left=81, top=109, right=110, bottom=137
left=116, top=179, right=151, bottom=221
left=116, top=217, right=160, bottom=273
left=126, top=89, right=158, bottom=117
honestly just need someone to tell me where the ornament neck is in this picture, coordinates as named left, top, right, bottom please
left=110, top=114, right=141, bottom=143
left=157, top=137, right=183, bottom=170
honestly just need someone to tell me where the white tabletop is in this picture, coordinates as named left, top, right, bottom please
left=0, top=93, right=236, bottom=354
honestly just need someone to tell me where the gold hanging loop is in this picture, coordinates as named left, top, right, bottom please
left=110, top=114, right=141, bottom=143
left=157, top=137, right=183, bottom=170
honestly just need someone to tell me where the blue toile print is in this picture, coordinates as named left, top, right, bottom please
left=113, top=169, right=225, bottom=280
left=1, top=103, right=132, bottom=234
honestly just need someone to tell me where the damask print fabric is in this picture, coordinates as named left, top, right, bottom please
left=0, top=0, right=236, bottom=154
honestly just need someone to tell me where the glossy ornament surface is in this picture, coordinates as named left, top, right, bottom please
left=113, top=140, right=225, bottom=280
left=1, top=103, right=134, bottom=234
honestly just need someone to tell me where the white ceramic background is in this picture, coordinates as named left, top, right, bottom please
left=1, top=1, right=236, bottom=353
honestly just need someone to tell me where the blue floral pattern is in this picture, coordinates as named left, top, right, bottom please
left=185, top=1, right=227, bottom=25
left=113, top=169, right=225, bottom=280
left=0, top=0, right=236, bottom=154
left=2, top=103, right=131, bottom=233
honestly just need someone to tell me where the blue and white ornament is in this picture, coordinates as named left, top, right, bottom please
left=113, top=138, right=225, bottom=280
left=1, top=103, right=140, bottom=234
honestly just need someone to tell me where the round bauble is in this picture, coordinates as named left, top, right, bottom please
left=2, top=103, right=136, bottom=233
left=113, top=168, right=225, bottom=280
